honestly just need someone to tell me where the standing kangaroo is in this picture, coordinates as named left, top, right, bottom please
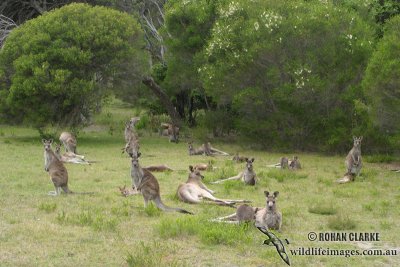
left=130, top=152, right=193, bottom=214
left=43, top=139, right=71, bottom=195
left=289, top=156, right=301, bottom=170
left=211, top=158, right=257, bottom=185
left=59, top=132, right=77, bottom=154
left=255, top=191, right=282, bottom=231
left=345, top=136, right=363, bottom=176
left=337, top=136, right=363, bottom=183
left=177, top=166, right=250, bottom=206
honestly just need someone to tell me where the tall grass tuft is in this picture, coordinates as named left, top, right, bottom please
left=327, top=215, right=357, bottom=230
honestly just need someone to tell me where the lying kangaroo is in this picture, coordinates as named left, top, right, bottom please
left=119, top=185, right=139, bottom=197
left=130, top=152, right=192, bottom=214
left=255, top=191, right=282, bottom=231
left=193, top=161, right=214, bottom=171
left=54, top=143, right=90, bottom=165
left=211, top=158, right=257, bottom=185
left=188, top=142, right=207, bottom=156
left=43, top=139, right=93, bottom=195
left=211, top=191, right=282, bottom=231
left=267, top=157, right=290, bottom=169
left=143, top=165, right=174, bottom=172
left=232, top=153, right=246, bottom=163
left=211, top=204, right=259, bottom=223
left=177, top=166, right=250, bottom=206
left=59, top=132, right=77, bottom=154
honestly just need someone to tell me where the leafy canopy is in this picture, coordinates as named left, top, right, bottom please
left=0, top=3, right=148, bottom=127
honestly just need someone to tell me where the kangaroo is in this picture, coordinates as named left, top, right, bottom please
left=255, top=191, right=282, bottom=231
left=124, top=117, right=140, bottom=143
left=211, top=158, right=257, bottom=185
left=42, top=139, right=71, bottom=195
left=345, top=136, right=363, bottom=176
left=188, top=142, right=207, bottom=156
left=123, top=137, right=140, bottom=158
left=43, top=139, right=93, bottom=195
left=118, top=185, right=139, bottom=197
left=143, top=165, right=174, bottom=172
left=59, top=132, right=77, bottom=154
left=207, top=142, right=229, bottom=156
left=232, top=153, right=246, bottom=163
left=130, top=152, right=193, bottom=214
left=194, top=161, right=214, bottom=171
left=289, top=156, right=301, bottom=170
left=160, top=123, right=180, bottom=143
left=210, top=204, right=259, bottom=224
left=267, top=157, right=289, bottom=169
left=54, top=143, right=89, bottom=165
left=177, top=166, right=250, bottom=206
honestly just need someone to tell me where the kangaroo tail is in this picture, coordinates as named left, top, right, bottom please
left=62, top=186, right=73, bottom=194
left=154, top=196, right=193, bottom=214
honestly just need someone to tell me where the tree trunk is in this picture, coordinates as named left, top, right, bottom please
left=142, top=76, right=182, bottom=127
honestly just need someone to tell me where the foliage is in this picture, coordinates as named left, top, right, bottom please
left=199, top=0, right=375, bottom=151
left=0, top=3, right=148, bottom=127
left=363, top=15, right=400, bottom=136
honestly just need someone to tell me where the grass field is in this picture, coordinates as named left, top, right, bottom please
left=0, top=105, right=399, bottom=267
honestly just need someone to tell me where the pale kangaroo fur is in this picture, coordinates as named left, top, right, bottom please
left=177, top=166, right=250, bottom=206
left=119, top=185, right=139, bottom=197
left=54, top=143, right=89, bottom=165
left=42, top=139, right=71, bottom=195
left=193, top=161, right=214, bottom=171
left=123, top=138, right=140, bottom=158
left=130, top=152, right=192, bottom=214
left=255, top=191, right=282, bottom=231
left=211, top=158, right=257, bottom=185
left=59, top=132, right=77, bottom=154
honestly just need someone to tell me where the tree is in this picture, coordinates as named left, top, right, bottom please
left=363, top=15, right=400, bottom=135
left=199, top=0, right=374, bottom=150
left=0, top=3, right=148, bottom=127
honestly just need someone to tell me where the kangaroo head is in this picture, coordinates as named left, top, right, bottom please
left=244, top=158, right=254, bottom=170
left=189, top=165, right=204, bottom=180
left=131, top=152, right=141, bottom=168
left=264, top=191, right=279, bottom=212
left=188, top=142, right=194, bottom=150
left=353, top=136, right=363, bottom=148
left=129, top=117, right=140, bottom=127
left=42, top=139, right=53, bottom=151
left=55, top=143, right=61, bottom=154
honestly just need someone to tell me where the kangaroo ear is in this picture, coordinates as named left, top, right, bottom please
left=189, top=165, right=194, bottom=172
left=273, top=191, right=279, bottom=198
left=49, top=139, right=53, bottom=144
left=360, top=136, right=363, bottom=141
left=264, top=191, right=269, bottom=197
left=244, top=157, right=248, bottom=162
left=251, top=158, right=255, bottom=162
left=353, top=136, right=356, bottom=140
left=137, top=152, right=141, bottom=158
left=42, top=139, right=46, bottom=144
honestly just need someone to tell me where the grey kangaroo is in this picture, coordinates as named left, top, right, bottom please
left=211, top=158, right=257, bottom=185
left=130, top=152, right=193, bottom=214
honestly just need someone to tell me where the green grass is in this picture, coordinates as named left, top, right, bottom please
left=0, top=105, right=400, bottom=266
